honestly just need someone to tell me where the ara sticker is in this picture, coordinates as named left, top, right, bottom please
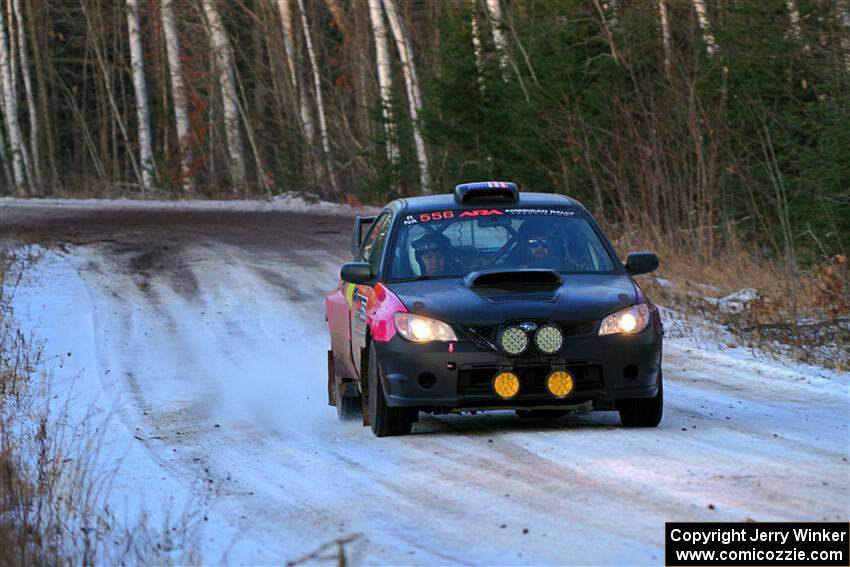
left=458, top=209, right=504, bottom=217
left=403, top=215, right=418, bottom=226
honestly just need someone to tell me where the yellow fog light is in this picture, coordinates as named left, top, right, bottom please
left=545, top=370, right=574, bottom=399
left=492, top=371, right=521, bottom=399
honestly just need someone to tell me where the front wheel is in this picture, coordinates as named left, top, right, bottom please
left=368, top=343, right=414, bottom=437
left=618, top=372, right=663, bottom=427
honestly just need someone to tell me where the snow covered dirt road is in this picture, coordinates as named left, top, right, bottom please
left=3, top=201, right=848, bottom=565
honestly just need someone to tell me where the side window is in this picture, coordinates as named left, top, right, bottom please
left=360, top=213, right=392, bottom=274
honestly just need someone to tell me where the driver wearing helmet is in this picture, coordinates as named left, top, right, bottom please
left=413, top=232, right=453, bottom=276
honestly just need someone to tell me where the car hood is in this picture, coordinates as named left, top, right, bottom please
left=386, top=273, right=637, bottom=324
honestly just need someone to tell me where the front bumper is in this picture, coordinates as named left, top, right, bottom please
left=374, top=324, right=662, bottom=410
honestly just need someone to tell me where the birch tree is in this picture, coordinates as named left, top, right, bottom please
left=484, top=0, right=509, bottom=75
left=295, top=0, right=338, bottom=193
left=13, top=0, right=39, bottom=189
left=368, top=0, right=398, bottom=167
left=0, top=4, right=29, bottom=193
left=470, top=3, right=485, bottom=92
left=691, top=0, right=718, bottom=56
left=274, top=0, right=315, bottom=148
left=657, top=0, right=672, bottom=80
left=161, top=0, right=195, bottom=193
left=382, top=0, right=431, bottom=193
left=202, top=0, right=247, bottom=190
left=126, top=0, right=155, bottom=189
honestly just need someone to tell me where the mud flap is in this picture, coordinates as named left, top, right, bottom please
left=360, top=346, right=370, bottom=427
left=327, top=350, right=336, bottom=407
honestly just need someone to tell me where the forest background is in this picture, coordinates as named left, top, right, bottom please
left=0, top=0, right=848, bottom=269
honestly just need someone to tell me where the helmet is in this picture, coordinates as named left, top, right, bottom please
left=518, top=218, right=557, bottom=240
left=412, top=232, right=452, bottom=274
left=413, top=231, right=452, bottom=253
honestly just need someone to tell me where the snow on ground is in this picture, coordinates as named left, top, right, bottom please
left=5, top=204, right=849, bottom=565
left=0, top=192, right=380, bottom=217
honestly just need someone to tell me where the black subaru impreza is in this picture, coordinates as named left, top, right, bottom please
left=325, top=182, right=663, bottom=437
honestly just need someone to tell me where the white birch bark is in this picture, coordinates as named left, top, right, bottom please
left=126, top=0, right=154, bottom=189
left=274, top=0, right=315, bottom=147
left=470, top=4, right=485, bottom=92
left=691, top=0, right=718, bottom=56
left=295, top=0, right=338, bottom=193
left=12, top=0, right=38, bottom=189
left=0, top=4, right=29, bottom=193
left=202, top=0, right=247, bottom=190
left=657, top=0, right=672, bottom=79
left=836, top=0, right=850, bottom=71
left=161, top=0, right=195, bottom=193
left=484, top=0, right=509, bottom=75
left=382, top=0, right=431, bottom=193
left=368, top=0, right=398, bottom=166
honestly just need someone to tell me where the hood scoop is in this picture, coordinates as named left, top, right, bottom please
left=463, top=269, right=563, bottom=288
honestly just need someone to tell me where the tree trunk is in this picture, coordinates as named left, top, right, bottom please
left=295, top=0, right=338, bottom=194
left=12, top=0, right=40, bottom=191
left=275, top=0, right=315, bottom=148
left=367, top=0, right=398, bottom=168
left=202, top=0, right=247, bottom=191
left=25, top=0, right=59, bottom=192
left=382, top=0, right=431, bottom=193
left=484, top=0, right=508, bottom=75
left=691, top=0, right=718, bottom=56
left=161, top=0, right=195, bottom=193
left=0, top=3, right=29, bottom=194
left=470, top=2, right=485, bottom=92
left=126, top=0, right=155, bottom=190
left=657, top=0, right=672, bottom=80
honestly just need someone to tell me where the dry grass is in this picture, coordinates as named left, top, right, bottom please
left=612, top=226, right=850, bottom=370
left=0, top=248, right=203, bottom=565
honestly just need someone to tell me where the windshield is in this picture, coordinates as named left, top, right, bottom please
left=387, top=207, right=619, bottom=281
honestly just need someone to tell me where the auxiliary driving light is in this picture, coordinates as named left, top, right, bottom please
left=534, top=325, right=563, bottom=354
left=492, top=371, right=521, bottom=399
left=499, top=326, right=528, bottom=355
left=545, top=370, right=575, bottom=399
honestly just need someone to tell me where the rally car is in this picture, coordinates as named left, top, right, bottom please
left=325, top=182, right=663, bottom=437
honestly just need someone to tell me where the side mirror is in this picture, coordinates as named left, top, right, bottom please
left=350, top=215, right=377, bottom=257
left=341, top=262, right=373, bottom=284
left=625, top=252, right=659, bottom=275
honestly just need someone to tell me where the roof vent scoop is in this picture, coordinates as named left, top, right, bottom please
left=454, top=181, right=519, bottom=204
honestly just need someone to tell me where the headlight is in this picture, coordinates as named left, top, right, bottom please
left=394, top=313, right=457, bottom=343
left=598, top=304, right=650, bottom=335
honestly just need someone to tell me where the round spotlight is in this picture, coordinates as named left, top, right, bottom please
left=499, top=327, right=528, bottom=355
left=493, top=371, right=521, bottom=399
left=535, top=325, right=563, bottom=354
left=545, top=370, right=574, bottom=399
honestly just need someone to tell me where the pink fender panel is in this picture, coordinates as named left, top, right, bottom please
left=325, top=282, right=350, bottom=340
left=366, top=283, right=407, bottom=342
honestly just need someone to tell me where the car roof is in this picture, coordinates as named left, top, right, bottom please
left=387, top=192, right=582, bottom=215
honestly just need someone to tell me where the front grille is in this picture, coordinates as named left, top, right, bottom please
left=458, top=320, right=597, bottom=353
left=457, top=364, right=603, bottom=396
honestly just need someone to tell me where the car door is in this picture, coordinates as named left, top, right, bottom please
left=348, top=212, right=392, bottom=377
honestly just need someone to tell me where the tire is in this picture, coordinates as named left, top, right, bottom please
left=329, top=349, right=361, bottom=420
left=618, top=372, right=663, bottom=427
left=367, top=343, right=414, bottom=437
